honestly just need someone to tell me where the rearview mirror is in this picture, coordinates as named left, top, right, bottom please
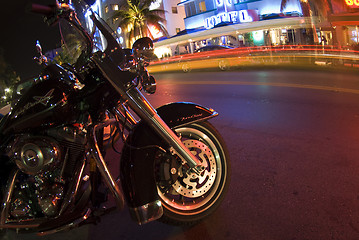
left=132, top=37, right=154, bottom=62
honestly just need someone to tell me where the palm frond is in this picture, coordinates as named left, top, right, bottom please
left=111, top=0, right=168, bottom=46
left=280, top=0, right=289, bottom=12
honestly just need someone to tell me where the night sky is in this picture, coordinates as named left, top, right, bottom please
left=0, top=0, right=61, bottom=80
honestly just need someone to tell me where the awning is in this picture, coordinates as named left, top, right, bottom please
left=328, top=13, right=359, bottom=26
left=178, top=0, right=195, bottom=6
left=154, top=17, right=324, bottom=47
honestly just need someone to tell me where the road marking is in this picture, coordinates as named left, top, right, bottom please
left=169, top=81, right=359, bottom=95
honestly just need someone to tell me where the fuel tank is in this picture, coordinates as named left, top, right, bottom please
left=4, top=64, right=79, bottom=134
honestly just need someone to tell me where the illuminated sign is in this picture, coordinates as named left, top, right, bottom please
left=345, top=0, right=359, bottom=7
left=216, top=0, right=235, bottom=13
left=149, top=25, right=164, bottom=39
left=205, top=0, right=258, bottom=29
left=204, top=10, right=259, bottom=29
left=253, top=30, right=264, bottom=42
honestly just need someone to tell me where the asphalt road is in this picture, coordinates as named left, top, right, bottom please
left=3, top=69, right=359, bottom=240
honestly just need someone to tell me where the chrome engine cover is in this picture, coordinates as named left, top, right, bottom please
left=3, top=127, right=87, bottom=221
left=8, top=136, right=61, bottom=175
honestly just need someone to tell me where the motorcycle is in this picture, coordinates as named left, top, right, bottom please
left=0, top=0, right=230, bottom=235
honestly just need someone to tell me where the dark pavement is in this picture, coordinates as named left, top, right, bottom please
left=3, top=69, right=359, bottom=240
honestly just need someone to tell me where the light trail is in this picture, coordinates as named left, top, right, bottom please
left=165, top=80, right=359, bottom=95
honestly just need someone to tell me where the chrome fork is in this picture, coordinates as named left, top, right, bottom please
left=125, top=87, right=202, bottom=171
left=92, top=54, right=201, bottom=171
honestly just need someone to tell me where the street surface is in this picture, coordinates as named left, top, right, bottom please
left=3, top=69, right=359, bottom=240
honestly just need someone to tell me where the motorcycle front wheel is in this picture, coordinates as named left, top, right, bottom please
left=156, top=121, right=230, bottom=225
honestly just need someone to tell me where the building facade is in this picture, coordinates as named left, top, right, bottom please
left=90, top=0, right=185, bottom=48
left=153, top=0, right=359, bottom=58
left=149, top=0, right=186, bottom=37
left=154, top=0, right=316, bottom=58
left=79, top=0, right=359, bottom=56
left=179, top=0, right=302, bottom=30
left=82, top=0, right=124, bottom=50
left=328, top=0, right=359, bottom=48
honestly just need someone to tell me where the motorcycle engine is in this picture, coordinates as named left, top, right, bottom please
left=10, top=136, right=61, bottom=175
left=5, top=127, right=86, bottom=220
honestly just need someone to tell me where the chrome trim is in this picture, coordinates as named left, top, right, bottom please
left=37, top=208, right=92, bottom=236
left=113, top=104, right=138, bottom=131
left=88, top=120, right=125, bottom=209
left=0, top=223, right=40, bottom=229
left=92, top=54, right=199, bottom=169
left=72, top=160, right=86, bottom=200
left=129, top=200, right=163, bottom=225
left=172, top=111, right=218, bottom=129
left=125, top=87, right=201, bottom=169
left=58, top=159, right=87, bottom=215
left=1, top=170, right=19, bottom=225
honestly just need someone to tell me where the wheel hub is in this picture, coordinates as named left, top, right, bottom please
left=172, top=139, right=217, bottom=198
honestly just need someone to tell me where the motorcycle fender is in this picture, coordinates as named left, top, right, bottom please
left=120, top=102, right=218, bottom=224
left=156, top=102, right=218, bottom=129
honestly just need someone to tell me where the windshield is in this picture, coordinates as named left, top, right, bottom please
left=58, top=18, right=89, bottom=65
left=56, top=0, right=123, bottom=66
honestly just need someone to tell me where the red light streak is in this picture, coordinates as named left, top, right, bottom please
left=150, top=45, right=359, bottom=65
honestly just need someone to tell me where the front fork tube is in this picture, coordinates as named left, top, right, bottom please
left=125, top=87, right=202, bottom=171
left=91, top=55, right=200, bottom=170
left=112, top=103, right=138, bottom=131
left=88, top=119, right=125, bottom=209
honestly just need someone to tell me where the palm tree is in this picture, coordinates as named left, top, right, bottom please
left=0, top=48, right=20, bottom=95
left=112, top=0, right=168, bottom=47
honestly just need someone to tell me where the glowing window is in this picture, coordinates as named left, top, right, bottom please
left=185, top=2, right=196, bottom=17
left=113, top=17, right=119, bottom=24
left=199, top=1, right=206, bottom=12
left=111, top=4, right=119, bottom=11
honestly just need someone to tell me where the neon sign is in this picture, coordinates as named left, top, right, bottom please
left=204, top=10, right=259, bottom=29
left=204, top=0, right=258, bottom=29
left=345, top=0, right=359, bottom=7
left=215, top=0, right=234, bottom=9
left=149, top=25, right=164, bottom=39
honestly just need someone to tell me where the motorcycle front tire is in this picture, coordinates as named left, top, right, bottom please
left=156, top=121, right=231, bottom=225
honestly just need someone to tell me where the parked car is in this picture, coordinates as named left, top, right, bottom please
left=260, top=13, right=285, bottom=20
left=194, top=45, right=233, bottom=53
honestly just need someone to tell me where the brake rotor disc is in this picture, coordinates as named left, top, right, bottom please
left=172, top=139, right=217, bottom=198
